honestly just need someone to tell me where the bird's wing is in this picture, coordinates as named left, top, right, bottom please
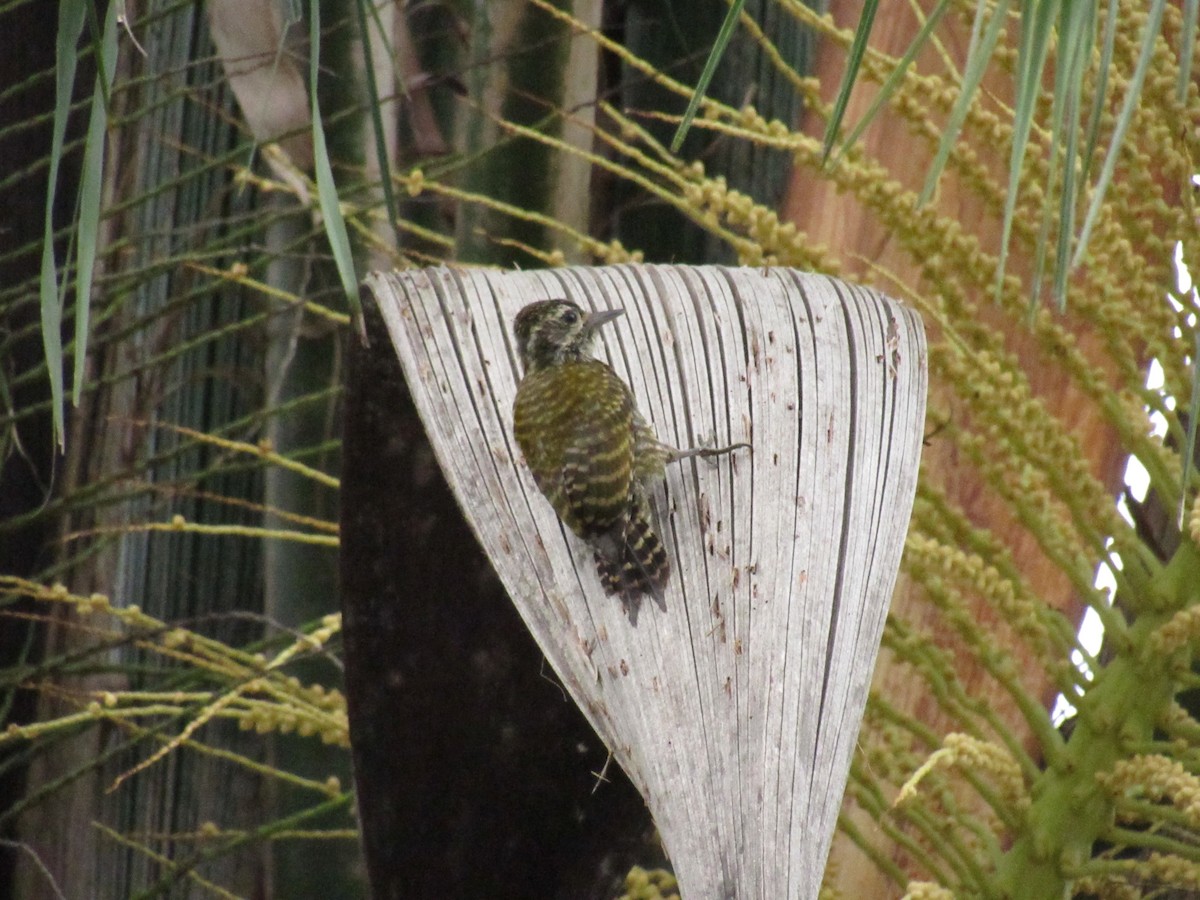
left=557, top=362, right=636, bottom=539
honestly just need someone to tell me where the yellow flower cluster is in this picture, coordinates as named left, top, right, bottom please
left=905, top=533, right=1057, bottom=664
left=616, top=866, right=680, bottom=900
left=1132, top=852, right=1200, bottom=890
left=678, top=154, right=831, bottom=271
left=896, top=733, right=1029, bottom=815
left=901, top=882, right=956, bottom=900
left=0, top=577, right=349, bottom=759
left=1099, top=754, right=1200, bottom=829
left=1148, top=607, right=1200, bottom=657
left=1082, top=852, right=1200, bottom=894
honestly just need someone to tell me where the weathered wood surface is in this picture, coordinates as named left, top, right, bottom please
left=365, top=264, right=927, bottom=899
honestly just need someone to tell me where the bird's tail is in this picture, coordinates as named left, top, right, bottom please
left=593, top=494, right=669, bottom=615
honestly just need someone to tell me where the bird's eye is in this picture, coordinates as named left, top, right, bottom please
left=561, top=308, right=580, bottom=325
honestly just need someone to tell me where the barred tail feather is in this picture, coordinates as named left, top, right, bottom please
left=592, top=497, right=669, bottom=616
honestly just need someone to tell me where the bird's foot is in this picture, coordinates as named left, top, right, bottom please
left=668, top=439, right=751, bottom=465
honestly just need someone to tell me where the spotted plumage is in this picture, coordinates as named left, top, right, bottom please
left=511, top=299, right=747, bottom=615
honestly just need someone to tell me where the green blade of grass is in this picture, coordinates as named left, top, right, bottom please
left=820, top=0, right=879, bottom=162
left=963, top=0, right=988, bottom=58
left=995, top=0, right=1058, bottom=304
left=828, top=0, right=952, bottom=168
left=919, top=0, right=1013, bottom=207
left=353, top=0, right=400, bottom=245
left=41, top=0, right=89, bottom=450
left=1049, top=0, right=1094, bottom=310
left=1071, top=0, right=1165, bottom=269
left=1182, top=331, right=1200, bottom=528
left=73, top=2, right=120, bottom=403
left=670, top=0, right=745, bottom=153
left=309, top=0, right=365, bottom=339
left=1027, top=2, right=1065, bottom=313
left=1079, top=0, right=1118, bottom=193
left=1179, top=0, right=1198, bottom=104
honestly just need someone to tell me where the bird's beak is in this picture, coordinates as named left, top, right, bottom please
left=584, top=308, right=624, bottom=334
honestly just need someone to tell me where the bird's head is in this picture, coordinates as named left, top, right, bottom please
left=513, top=299, right=623, bottom=372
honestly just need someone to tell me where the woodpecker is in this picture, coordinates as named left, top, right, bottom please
left=511, top=299, right=748, bottom=614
